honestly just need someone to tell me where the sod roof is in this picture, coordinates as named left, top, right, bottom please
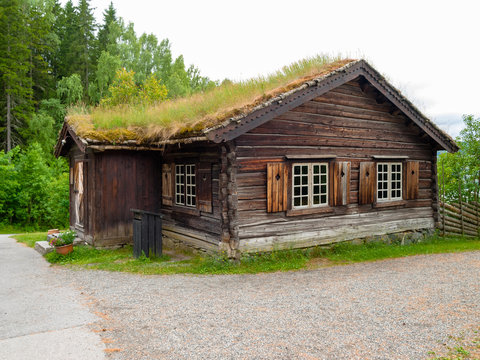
left=60, top=56, right=458, bottom=154
left=66, top=56, right=355, bottom=144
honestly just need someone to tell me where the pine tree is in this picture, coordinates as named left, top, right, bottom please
left=0, top=0, right=33, bottom=152
left=97, top=2, right=117, bottom=55
left=76, top=0, right=96, bottom=100
left=26, top=0, right=57, bottom=105
left=56, top=0, right=80, bottom=80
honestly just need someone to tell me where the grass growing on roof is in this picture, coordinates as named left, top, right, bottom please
left=67, top=55, right=354, bottom=143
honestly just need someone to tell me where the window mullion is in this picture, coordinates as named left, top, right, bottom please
left=308, top=164, right=312, bottom=207
left=387, top=165, right=392, bottom=201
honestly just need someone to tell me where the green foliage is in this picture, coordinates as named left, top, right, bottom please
left=0, top=148, right=19, bottom=224
left=57, top=74, right=83, bottom=105
left=0, top=0, right=212, bottom=231
left=49, top=229, right=76, bottom=246
left=94, top=51, right=121, bottom=100
left=38, top=98, right=66, bottom=131
left=101, top=68, right=168, bottom=106
left=439, top=115, right=480, bottom=202
left=0, top=144, right=69, bottom=230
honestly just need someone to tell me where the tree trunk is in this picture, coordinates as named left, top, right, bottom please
left=6, top=91, right=11, bottom=152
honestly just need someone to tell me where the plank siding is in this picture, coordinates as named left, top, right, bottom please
left=92, top=151, right=161, bottom=247
left=234, top=79, right=435, bottom=250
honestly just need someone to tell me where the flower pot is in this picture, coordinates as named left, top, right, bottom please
left=55, top=243, right=73, bottom=255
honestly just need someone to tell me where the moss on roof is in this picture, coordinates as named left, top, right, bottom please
left=67, top=55, right=355, bottom=144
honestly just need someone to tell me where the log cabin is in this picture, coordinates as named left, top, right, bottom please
left=55, top=59, right=458, bottom=256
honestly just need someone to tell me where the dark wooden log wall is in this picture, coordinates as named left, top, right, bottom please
left=160, top=143, right=222, bottom=251
left=92, top=150, right=161, bottom=247
left=234, top=79, right=437, bottom=251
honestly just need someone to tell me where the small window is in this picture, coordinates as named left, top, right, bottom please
left=292, top=163, right=328, bottom=208
left=175, top=164, right=196, bottom=207
left=377, top=163, right=402, bottom=201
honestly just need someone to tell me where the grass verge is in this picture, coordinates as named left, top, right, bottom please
left=428, top=327, right=480, bottom=359
left=11, top=233, right=480, bottom=275
left=13, top=232, right=49, bottom=248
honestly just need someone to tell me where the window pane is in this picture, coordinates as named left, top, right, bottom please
left=321, top=195, right=327, bottom=204
left=185, top=164, right=196, bottom=207
left=294, top=177, right=300, bottom=185
left=302, top=186, right=308, bottom=195
left=175, top=165, right=185, bottom=205
left=294, top=198, right=300, bottom=206
left=313, top=195, right=320, bottom=205
left=301, top=197, right=308, bottom=206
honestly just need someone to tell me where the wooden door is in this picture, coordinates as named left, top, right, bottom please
left=74, top=162, right=85, bottom=228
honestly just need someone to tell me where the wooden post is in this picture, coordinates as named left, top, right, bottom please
left=458, top=174, right=464, bottom=236
left=477, top=171, right=480, bottom=235
left=442, top=160, right=445, bottom=236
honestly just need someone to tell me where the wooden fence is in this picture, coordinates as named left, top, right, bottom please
left=438, top=201, right=480, bottom=237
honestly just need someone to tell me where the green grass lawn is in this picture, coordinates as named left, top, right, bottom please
left=13, top=232, right=49, bottom=247
left=0, top=225, right=38, bottom=235
left=11, top=232, right=480, bottom=275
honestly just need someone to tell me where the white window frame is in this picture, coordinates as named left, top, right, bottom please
left=175, top=164, right=196, bottom=207
left=292, top=162, right=328, bottom=209
left=376, top=162, right=402, bottom=202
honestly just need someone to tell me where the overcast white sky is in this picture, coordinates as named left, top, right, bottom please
left=77, top=0, right=480, bottom=138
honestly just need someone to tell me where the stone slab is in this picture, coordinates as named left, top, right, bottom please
left=34, top=240, right=53, bottom=255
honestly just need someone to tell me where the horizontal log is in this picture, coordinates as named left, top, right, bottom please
left=439, top=202, right=480, bottom=222
left=293, top=100, right=405, bottom=124
left=239, top=217, right=434, bottom=252
left=437, top=224, right=478, bottom=237
left=439, top=215, right=478, bottom=232
left=237, top=185, right=266, bottom=200
left=248, top=119, right=424, bottom=144
left=275, top=110, right=417, bottom=135
left=236, top=134, right=430, bottom=150
left=439, top=208, right=479, bottom=226
left=239, top=207, right=433, bottom=239
left=236, top=147, right=431, bottom=162
left=236, top=171, right=266, bottom=187
left=442, top=231, right=476, bottom=238
left=314, top=92, right=398, bottom=113
left=451, top=202, right=480, bottom=216
left=237, top=199, right=266, bottom=211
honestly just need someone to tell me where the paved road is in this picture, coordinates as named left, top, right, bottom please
left=0, top=234, right=105, bottom=360
left=62, top=251, right=480, bottom=360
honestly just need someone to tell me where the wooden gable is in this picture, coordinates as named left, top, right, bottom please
left=205, top=60, right=458, bottom=154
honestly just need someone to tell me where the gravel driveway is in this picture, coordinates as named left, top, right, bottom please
left=61, top=251, right=480, bottom=360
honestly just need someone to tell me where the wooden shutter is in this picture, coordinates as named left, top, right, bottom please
left=404, top=161, right=419, bottom=200
left=267, top=162, right=288, bottom=213
left=197, top=162, right=212, bottom=213
left=359, top=162, right=375, bottom=205
left=162, top=163, right=173, bottom=206
left=331, top=161, right=350, bottom=206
